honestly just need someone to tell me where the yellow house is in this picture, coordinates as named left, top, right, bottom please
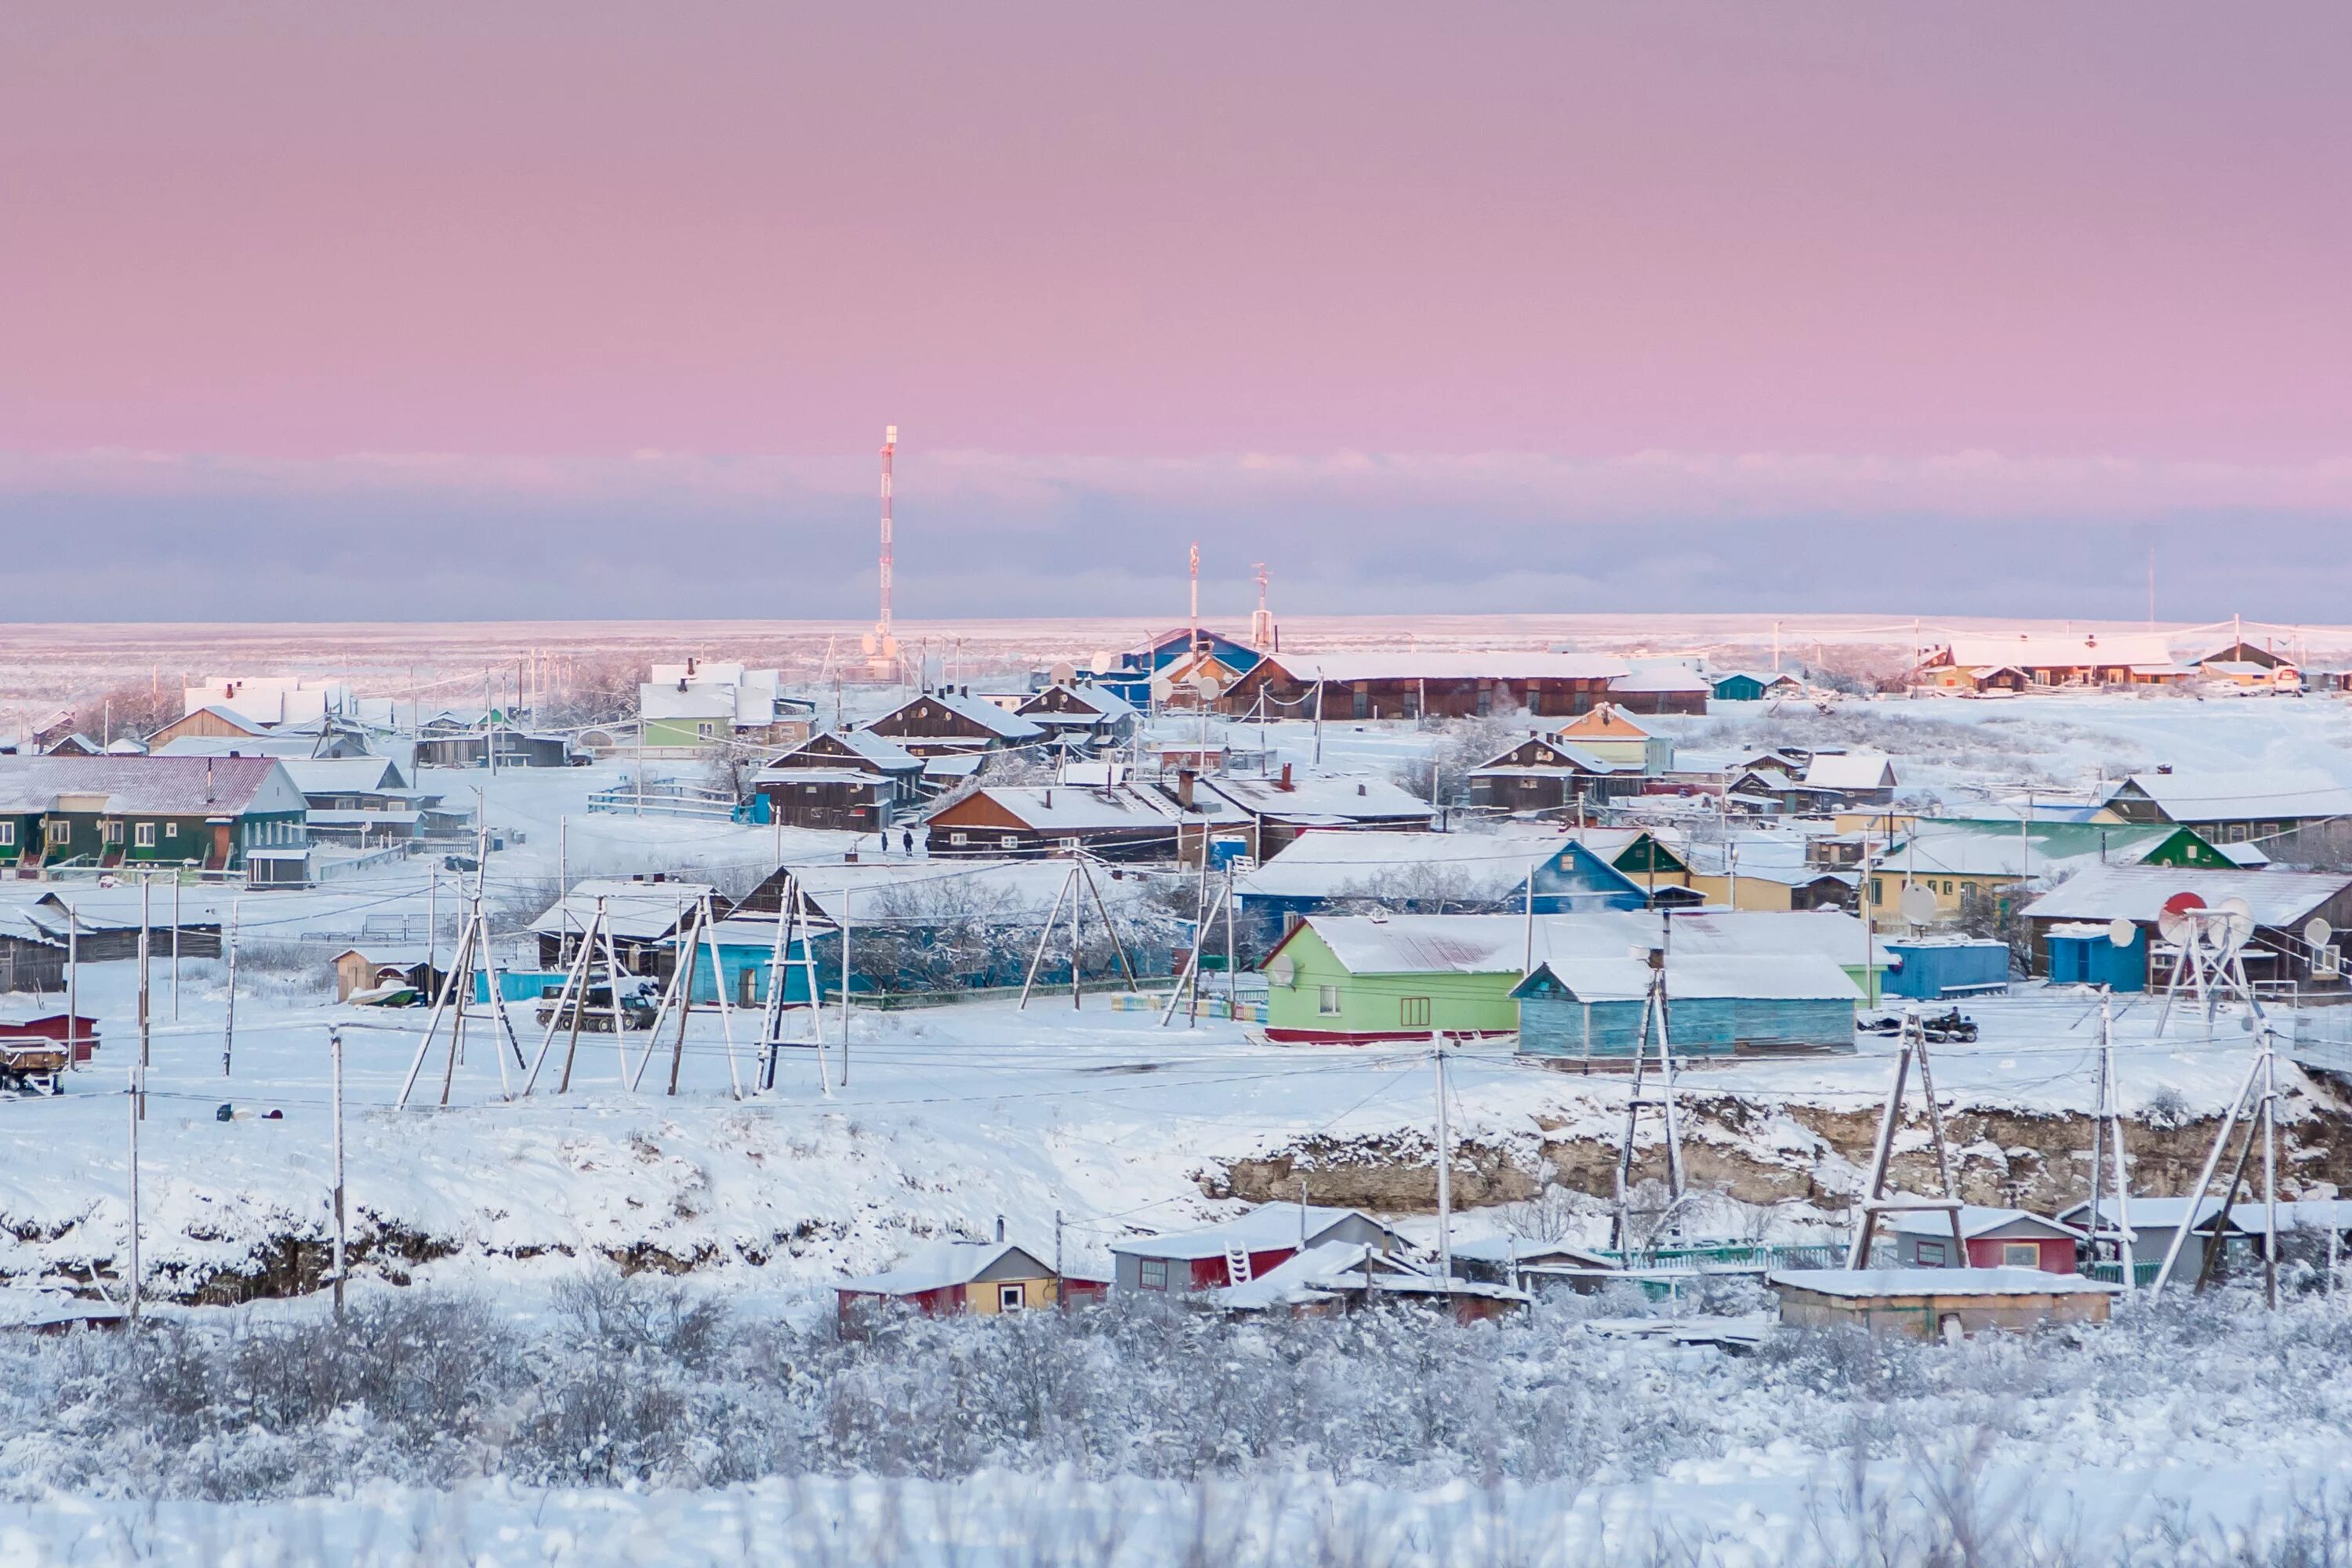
left=835, top=1238, right=1094, bottom=1323
left=1552, top=704, right=1670, bottom=771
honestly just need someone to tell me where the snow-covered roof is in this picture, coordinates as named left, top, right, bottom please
left=1254, top=652, right=1632, bottom=684
left=1018, top=684, right=1142, bottom=724
left=1889, top=1206, right=2083, bottom=1242
left=2021, top=864, right=2352, bottom=928
left=1516, top=954, right=1860, bottom=1004
left=1770, top=1267, right=2118, bottom=1298
left=1284, top=909, right=1875, bottom=976
left=154, top=733, right=372, bottom=760
left=1799, top=753, right=1897, bottom=791
left=1469, top=736, right=1623, bottom=775
left=758, top=860, right=1123, bottom=926
left=1449, top=1236, right=1616, bottom=1269
left=1109, top=1203, right=1393, bottom=1261
left=871, top=691, right=1047, bottom=742
left=1940, top=633, right=2175, bottom=670
left=1236, top=828, right=1576, bottom=901
left=169, top=704, right=273, bottom=736
left=935, top=785, right=1175, bottom=833
left=837, top=1240, right=1047, bottom=1296
left=923, top=755, right=985, bottom=780
left=528, top=880, right=717, bottom=941
left=1608, top=665, right=1712, bottom=694
left=1200, top=772, right=1435, bottom=824
left=770, top=729, right=923, bottom=771
left=278, top=757, right=408, bottom=794
left=0, top=756, right=305, bottom=818
left=2107, top=768, right=2352, bottom=824
left=639, top=685, right=736, bottom=722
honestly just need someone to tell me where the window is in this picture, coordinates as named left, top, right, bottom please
left=1871, top=879, right=1884, bottom=903
left=1943, top=880, right=1955, bottom=895
left=2002, top=1242, right=2040, bottom=1267
left=163, top=822, right=176, bottom=839
left=134, top=823, right=155, bottom=848
left=949, top=832, right=970, bottom=846
left=1138, top=1258, right=1168, bottom=1291
left=0, top=822, right=12, bottom=847
left=1526, top=689, right=1544, bottom=717
left=1000, top=834, right=1019, bottom=849
left=1399, top=996, right=1432, bottom=1027
left=102, top=819, right=123, bottom=844
left=1318, top=985, right=1342, bottom=1016
left=1916, top=1240, right=1947, bottom=1267
left=1059, top=836, right=1081, bottom=850
left=696, top=721, right=716, bottom=739
left=47, top=819, right=70, bottom=845
left=998, top=1283, right=1025, bottom=1312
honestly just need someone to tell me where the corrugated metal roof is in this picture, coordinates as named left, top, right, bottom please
left=0, top=755, right=300, bottom=817
left=1522, top=954, right=1860, bottom=1003
left=2107, top=768, right=2352, bottom=824
left=1294, top=909, right=1875, bottom=975
left=2021, top=863, right=2352, bottom=927
left=1255, top=652, right=1632, bottom=684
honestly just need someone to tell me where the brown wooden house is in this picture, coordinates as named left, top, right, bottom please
left=924, top=784, right=1176, bottom=860
left=1216, top=654, right=1629, bottom=721
left=862, top=689, right=1047, bottom=758
left=1467, top=735, right=1637, bottom=813
left=754, top=730, right=925, bottom=832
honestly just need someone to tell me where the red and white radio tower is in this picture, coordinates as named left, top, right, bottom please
left=870, top=424, right=899, bottom=677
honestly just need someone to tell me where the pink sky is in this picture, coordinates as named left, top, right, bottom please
left=5, top=2, right=2347, bottom=463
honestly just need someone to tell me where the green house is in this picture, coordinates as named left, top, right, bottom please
left=0, top=755, right=310, bottom=884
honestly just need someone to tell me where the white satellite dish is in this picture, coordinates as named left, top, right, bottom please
left=2108, top=916, right=2137, bottom=948
left=1898, top=884, right=1939, bottom=926
left=1090, top=649, right=1115, bottom=674
left=2157, top=891, right=2205, bottom=946
left=1048, top=661, right=1077, bottom=687
left=1190, top=673, right=1222, bottom=700
left=2307, top=916, right=2334, bottom=949
left=2215, top=895, right=2256, bottom=954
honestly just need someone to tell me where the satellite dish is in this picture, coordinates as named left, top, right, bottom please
left=860, top=632, right=878, bottom=656
left=1090, top=649, right=1114, bottom=674
left=1267, top=955, right=1296, bottom=988
left=2108, top=916, right=2137, bottom=948
left=2216, top=896, right=2256, bottom=954
left=1190, top=673, right=1222, bottom=700
left=1899, top=884, right=1939, bottom=926
left=2157, top=891, right=2206, bottom=946
left=2307, top=916, right=2333, bottom=949
left=1048, top=662, right=1077, bottom=687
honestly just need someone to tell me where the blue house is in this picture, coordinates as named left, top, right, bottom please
left=1512, top=954, right=1860, bottom=1062
left=1234, top=829, right=1646, bottom=952
left=1082, top=627, right=1267, bottom=707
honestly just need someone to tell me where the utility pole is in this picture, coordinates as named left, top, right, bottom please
left=485, top=668, right=496, bottom=779
left=838, top=884, right=851, bottom=1083
left=1434, top=1040, right=1453, bottom=1286
left=330, top=1025, right=347, bottom=1319
left=875, top=425, right=898, bottom=679
left=65, top=907, right=78, bottom=1078
left=171, top=874, right=181, bottom=1022
left=222, top=899, right=239, bottom=1076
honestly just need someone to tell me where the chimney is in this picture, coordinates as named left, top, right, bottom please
left=1356, top=782, right=1367, bottom=797
left=1177, top=768, right=1196, bottom=809
left=204, top=760, right=213, bottom=803
left=1279, top=762, right=1294, bottom=792
left=1044, top=787, right=1053, bottom=808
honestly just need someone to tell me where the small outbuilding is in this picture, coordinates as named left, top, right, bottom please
left=1888, top=1207, right=2082, bottom=1272
left=835, top=1238, right=1098, bottom=1323
left=1767, top=1268, right=2118, bottom=1338
left=1882, top=938, right=2012, bottom=1001
left=1511, top=954, right=1860, bottom=1063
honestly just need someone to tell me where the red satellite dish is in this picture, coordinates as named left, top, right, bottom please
left=2158, top=891, right=2206, bottom=946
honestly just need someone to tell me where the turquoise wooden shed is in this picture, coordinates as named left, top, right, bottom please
left=1513, top=954, right=1860, bottom=1061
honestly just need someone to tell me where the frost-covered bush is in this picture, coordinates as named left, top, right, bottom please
left=11, top=1272, right=2352, bottom=1521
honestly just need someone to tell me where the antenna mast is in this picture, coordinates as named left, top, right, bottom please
left=1250, top=562, right=1277, bottom=651
left=1188, top=542, right=1200, bottom=639
left=871, top=425, right=899, bottom=677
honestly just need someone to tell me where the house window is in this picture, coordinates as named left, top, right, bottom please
left=1059, top=837, right=1081, bottom=850
left=102, top=820, right=123, bottom=844
left=1138, top=1258, right=1168, bottom=1291
left=1000, top=834, right=1019, bottom=849
left=0, top=822, right=10, bottom=847
left=998, top=1283, right=1025, bottom=1312
left=164, top=822, right=176, bottom=839
left=134, top=823, right=156, bottom=848
left=1399, top=996, right=1432, bottom=1027
left=1916, top=1240, right=1947, bottom=1267
left=46, top=820, right=70, bottom=845
left=1318, top=985, right=1342, bottom=1016
left=1871, top=878, right=1885, bottom=903
left=2002, top=1242, right=2040, bottom=1268
left=1943, top=880, right=1955, bottom=895
left=696, top=722, right=716, bottom=740
left=949, top=832, right=970, bottom=846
